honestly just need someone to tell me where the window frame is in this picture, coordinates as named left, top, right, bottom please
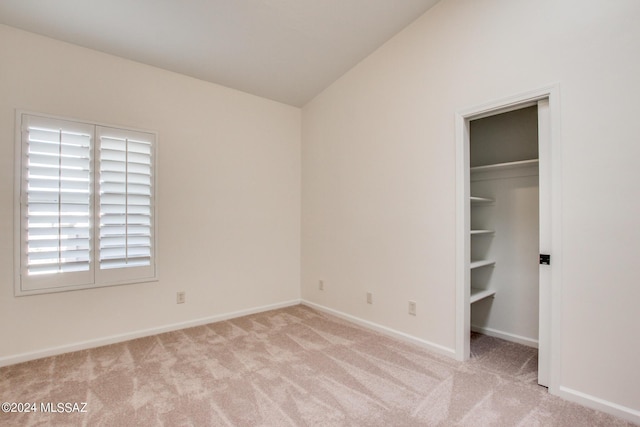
left=14, top=111, right=158, bottom=296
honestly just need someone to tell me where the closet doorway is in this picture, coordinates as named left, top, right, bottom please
left=455, top=86, right=561, bottom=390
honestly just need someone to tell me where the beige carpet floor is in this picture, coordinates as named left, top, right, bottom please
left=0, top=305, right=635, bottom=426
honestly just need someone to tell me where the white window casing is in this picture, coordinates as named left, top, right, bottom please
left=15, top=112, right=157, bottom=295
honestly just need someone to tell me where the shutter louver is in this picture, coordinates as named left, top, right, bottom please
left=25, top=124, right=92, bottom=277
left=98, top=131, right=153, bottom=270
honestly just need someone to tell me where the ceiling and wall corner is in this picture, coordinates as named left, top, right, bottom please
left=0, top=0, right=441, bottom=107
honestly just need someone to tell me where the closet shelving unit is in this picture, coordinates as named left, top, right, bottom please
left=470, top=193, right=495, bottom=304
left=470, top=196, right=493, bottom=203
left=470, top=287, right=497, bottom=304
left=470, top=259, right=495, bottom=269
left=470, top=229, right=493, bottom=235
left=469, top=158, right=539, bottom=305
left=470, top=159, right=538, bottom=173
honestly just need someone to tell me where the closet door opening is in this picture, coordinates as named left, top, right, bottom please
left=455, top=86, right=560, bottom=391
left=469, top=105, right=541, bottom=380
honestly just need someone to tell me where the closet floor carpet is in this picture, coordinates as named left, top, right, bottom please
left=0, top=305, right=634, bottom=426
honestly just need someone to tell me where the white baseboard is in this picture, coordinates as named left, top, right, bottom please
left=471, top=324, right=538, bottom=348
left=301, top=300, right=455, bottom=357
left=0, top=299, right=301, bottom=368
left=556, top=386, right=640, bottom=425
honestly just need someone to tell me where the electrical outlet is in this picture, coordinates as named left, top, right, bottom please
left=366, top=292, right=373, bottom=304
left=408, top=301, right=416, bottom=316
left=319, top=280, right=324, bottom=291
left=177, top=291, right=186, bottom=304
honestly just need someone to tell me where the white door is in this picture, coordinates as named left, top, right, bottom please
left=537, top=98, right=551, bottom=387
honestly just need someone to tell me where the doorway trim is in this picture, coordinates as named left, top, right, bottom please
left=454, top=84, right=562, bottom=393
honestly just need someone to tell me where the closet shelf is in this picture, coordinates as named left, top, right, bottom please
left=471, top=158, right=538, bottom=173
left=471, top=229, right=494, bottom=235
left=470, top=259, right=495, bottom=269
left=471, top=196, right=493, bottom=204
left=470, top=287, right=496, bottom=304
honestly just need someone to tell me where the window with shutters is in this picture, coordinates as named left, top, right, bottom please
left=15, top=112, right=157, bottom=295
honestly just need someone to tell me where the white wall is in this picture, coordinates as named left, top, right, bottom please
left=0, top=25, right=301, bottom=362
left=302, top=0, right=640, bottom=418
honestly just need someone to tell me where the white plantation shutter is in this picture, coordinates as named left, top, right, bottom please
left=97, top=127, right=155, bottom=283
left=20, top=115, right=94, bottom=290
left=16, top=113, right=156, bottom=295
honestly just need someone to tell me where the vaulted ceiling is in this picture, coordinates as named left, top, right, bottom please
left=0, top=0, right=441, bottom=106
